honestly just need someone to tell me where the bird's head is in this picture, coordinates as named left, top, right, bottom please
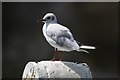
left=41, top=13, right=57, bottom=23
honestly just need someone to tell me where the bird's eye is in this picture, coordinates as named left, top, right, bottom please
left=47, top=17, right=50, bottom=19
left=52, top=17, right=54, bottom=20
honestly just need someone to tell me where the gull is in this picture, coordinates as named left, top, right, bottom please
left=41, top=13, right=95, bottom=60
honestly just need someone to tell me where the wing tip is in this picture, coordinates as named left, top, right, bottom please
left=76, top=49, right=89, bottom=53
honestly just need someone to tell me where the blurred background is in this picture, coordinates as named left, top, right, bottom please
left=2, top=2, right=118, bottom=78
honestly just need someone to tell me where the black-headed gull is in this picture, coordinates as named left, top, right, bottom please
left=41, top=13, right=95, bottom=60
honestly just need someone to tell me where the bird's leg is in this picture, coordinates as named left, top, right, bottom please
left=59, top=51, right=64, bottom=61
left=51, top=48, right=57, bottom=61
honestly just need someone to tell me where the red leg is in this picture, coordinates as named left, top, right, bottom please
left=52, top=52, right=56, bottom=61
left=59, top=51, right=64, bottom=61
left=51, top=48, right=57, bottom=61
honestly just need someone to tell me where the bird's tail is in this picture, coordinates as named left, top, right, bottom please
left=76, top=45, right=95, bottom=53
left=80, top=45, right=95, bottom=49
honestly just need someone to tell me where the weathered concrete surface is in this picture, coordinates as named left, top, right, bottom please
left=22, top=61, right=92, bottom=79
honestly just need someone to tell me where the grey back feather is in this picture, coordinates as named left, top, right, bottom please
left=47, top=29, right=74, bottom=48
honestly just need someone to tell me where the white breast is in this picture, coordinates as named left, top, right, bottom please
left=42, top=23, right=59, bottom=48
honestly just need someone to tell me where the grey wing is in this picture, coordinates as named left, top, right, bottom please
left=56, top=30, right=74, bottom=46
left=47, top=29, right=74, bottom=48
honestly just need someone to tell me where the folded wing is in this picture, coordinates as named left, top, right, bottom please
left=46, top=24, right=77, bottom=49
